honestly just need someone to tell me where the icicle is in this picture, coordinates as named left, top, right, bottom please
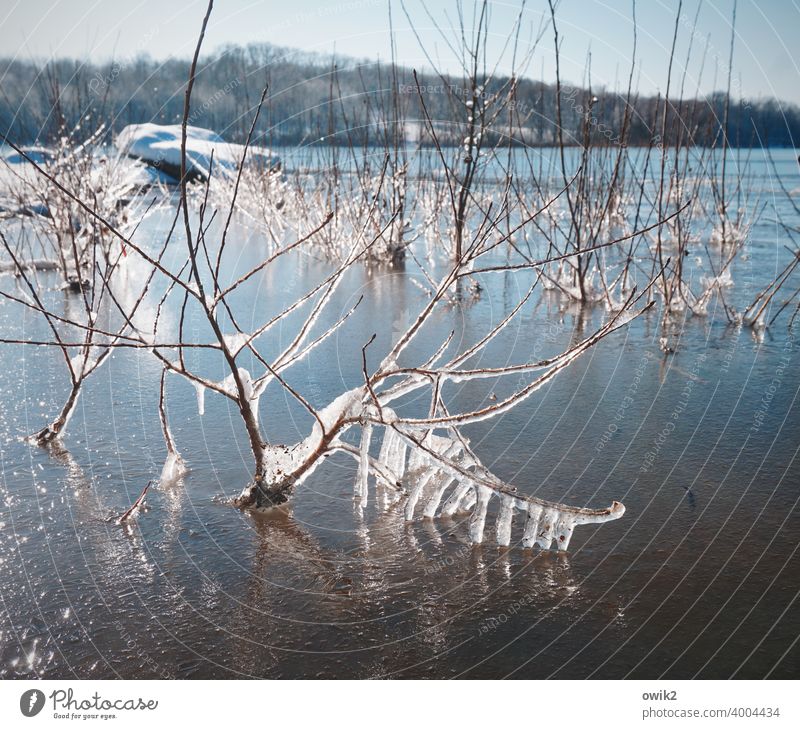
left=462, top=488, right=477, bottom=511
left=495, top=494, right=515, bottom=547
left=389, top=437, right=408, bottom=480
left=535, top=508, right=557, bottom=550
left=404, top=467, right=437, bottom=520
left=440, top=480, right=474, bottom=516
left=468, top=485, right=493, bottom=544
left=377, top=427, right=408, bottom=484
left=554, top=514, right=577, bottom=551
left=408, top=433, right=463, bottom=476
left=406, top=432, right=430, bottom=475
left=377, top=427, right=397, bottom=465
left=422, top=474, right=455, bottom=518
left=522, top=504, right=543, bottom=549
left=193, top=381, right=206, bottom=416
left=355, top=422, right=372, bottom=507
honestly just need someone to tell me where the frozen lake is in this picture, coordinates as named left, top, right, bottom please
left=0, top=147, right=798, bottom=679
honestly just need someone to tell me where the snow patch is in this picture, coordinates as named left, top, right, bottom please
left=115, top=123, right=279, bottom=182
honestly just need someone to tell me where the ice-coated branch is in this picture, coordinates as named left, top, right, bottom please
left=350, top=419, right=625, bottom=550
left=158, top=367, right=188, bottom=484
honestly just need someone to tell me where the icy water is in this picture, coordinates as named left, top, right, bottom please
left=0, top=148, right=798, bottom=679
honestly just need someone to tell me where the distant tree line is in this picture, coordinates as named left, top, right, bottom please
left=1, top=43, right=797, bottom=149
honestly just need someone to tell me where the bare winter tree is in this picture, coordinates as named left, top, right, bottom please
left=0, top=144, right=171, bottom=443
left=0, top=0, right=723, bottom=554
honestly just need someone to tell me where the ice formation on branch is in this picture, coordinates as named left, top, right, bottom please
left=222, top=278, right=641, bottom=548
left=159, top=369, right=188, bottom=485
left=349, top=421, right=625, bottom=550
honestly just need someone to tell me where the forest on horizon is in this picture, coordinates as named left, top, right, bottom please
left=1, top=42, right=798, bottom=149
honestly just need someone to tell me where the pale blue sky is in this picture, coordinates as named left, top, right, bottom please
left=1, top=0, right=798, bottom=103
